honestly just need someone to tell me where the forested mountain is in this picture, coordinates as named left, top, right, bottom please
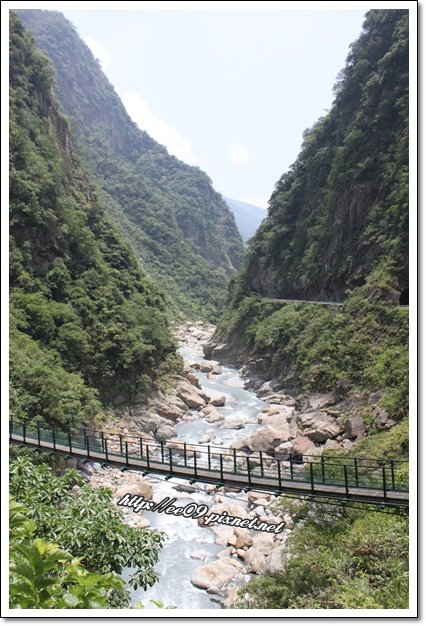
left=215, top=11, right=410, bottom=608
left=217, top=10, right=409, bottom=420
left=224, top=197, right=266, bottom=244
left=230, top=9, right=408, bottom=304
left=18, top=9, right=244, bottom=321
left=10, top=13, right=177, bottom=427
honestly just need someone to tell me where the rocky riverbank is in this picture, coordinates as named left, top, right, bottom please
left=82, top=320, right=393, bottom=607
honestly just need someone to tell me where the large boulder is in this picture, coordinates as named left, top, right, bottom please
left=292, top=435, right=316, bottom=457
left=344, top=415, right=366, bottom=438
left=303, top=421, right=343, bottom=443
left=198, top=359, right=220, bottom=373
left=258, top=411, right=293, bottom=428
left=203, top=405, right=225, bottom=423
left=205, top=389, right=226, bottom=407
left=307, top=393, right=336, bottom=410
left=251, top=532, right=275, bottom=555
left=155, top=402, right=184, bottom=421
left=242, top=548, right=267, bottom=574
left=191, top=558, right=241, bottom=590
left=267, top=546, right=285, bottom=573
left=115, top=480, right=153, bottom=500
left=175, top=380, right=206, bottom=409
left=223, top=416, right=246, bottom=430
left=213, top=526, right=236, bottom=546
left=297, top=411, right=344, bottom=443
left=155, top=423, right=178, bottom=441
left=235, top=528, right=253, bottom=549
left=243, top=425, right=290, bottom=454
left=185, top=371, right=201, bottom=388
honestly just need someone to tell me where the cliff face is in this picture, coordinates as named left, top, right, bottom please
left=10, top=13, right=177, bottom=426
left=215, top=10, right=409, bottom=421
left=231, top=10, right=408, bottom=305
left=18, top=9, right=244, bottom=321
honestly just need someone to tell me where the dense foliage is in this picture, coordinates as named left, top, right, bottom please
left=18, top=9, right=244, bottom=321
left=236, top=504, right=409, bottom=609
left=229, top=10, right=408, bottom=303
left=218, top=9, right=409, bottom=420
left=9, top=454, right=164, bottom=607
left=10, top=13, right=178, bottom=427
left=217, top=289, right=408, bottom=420
left=217, top=12, right=410, bottom=610
left=10, top=499, right=125, bottom=609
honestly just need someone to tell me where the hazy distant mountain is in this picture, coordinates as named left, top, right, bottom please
left=224, top=197, right=267, bottom=244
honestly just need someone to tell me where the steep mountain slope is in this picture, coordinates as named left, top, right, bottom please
left=224, top=197, right=267, bottom=244
left=9, top=13, right=177, bottom=427
left=18, top=9, right=244, bottom=321
left=230, top=9, right=408, bottom=304
left=215, top=10, right=409, bottom=421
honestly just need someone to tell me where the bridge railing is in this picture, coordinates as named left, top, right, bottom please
left=9, top=420, right=408, bottom=498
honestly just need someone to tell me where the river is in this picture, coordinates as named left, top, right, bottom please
left=125, top=335, right=267, bottom=609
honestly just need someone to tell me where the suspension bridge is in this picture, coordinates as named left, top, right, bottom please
left=9, top=421, right=409, bottom=509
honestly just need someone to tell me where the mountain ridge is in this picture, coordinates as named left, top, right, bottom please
left=9, top=12, right=177, bottom=426
left=18, top=9, right=244, bottom=321
left=223, top=196, right=267, bottom=245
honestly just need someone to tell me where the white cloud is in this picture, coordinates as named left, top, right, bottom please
left=83, top=35, right=112, bottom=71
left=227, top=142, right=251, bottom=165
left=122, top=90, right=198, bottom=166
left=238, top=195, right=269, bottom=210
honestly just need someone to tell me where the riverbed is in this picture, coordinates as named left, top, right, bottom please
left=125, top=332, right=268, bottom=609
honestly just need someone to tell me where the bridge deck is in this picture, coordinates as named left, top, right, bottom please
left=10, top=433, right=409, bottom=508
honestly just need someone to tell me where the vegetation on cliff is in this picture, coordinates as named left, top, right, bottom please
left=217, top=10, right=410, bottom=610
left=229, top=9, right=408, bottom=304
left=18, top=9, right=244, bottom=321
left=10, top=12, right=178, bottom=428
left=218, top=9, right=409, bottom=423
left=236, top=504, right=408, bottom=609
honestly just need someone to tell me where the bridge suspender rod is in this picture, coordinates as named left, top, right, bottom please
left=52, top=428, right=56, bottom=451
left=125, top=441, right=129, bottom=466
left=277, top=459, right=282, bottom=488
left=104, top=438, right=109, bottom=461
left=246, top=457, right=252, bottom=485
left=382, top=466, right=387, bottom=501
left=86, top=433, right=90, bottom=458
left=23, top=421, right=27, bottom=443
left=37, top=424, right=41, bottom=447
left=220, top=454, right=224, bottom=481
left=193, top=451, right=198, bottom=477
left=146, top=444, right=150, bottom=469
left=119, top=434, right=123, bottom=456
left=139, top=437, right=143, bottom=460
left=260, top=451, right=264, bottom=477
left=68, top=429, right=72, bottom=454
left=233, top=449, right=237, bottom=474
left=169, top=448, right=173, bottom=473
left=184, top=442, right=187, bottom=467
left=208, top=445, right=211, bottom=470
left=309, top=462, right=315, bottom=493
left=344, top=465, right=349, bottom=497
left=354, top=458, right=359, bottom=486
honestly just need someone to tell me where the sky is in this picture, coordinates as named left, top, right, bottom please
left=58, top=6, right=368, bottom=209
